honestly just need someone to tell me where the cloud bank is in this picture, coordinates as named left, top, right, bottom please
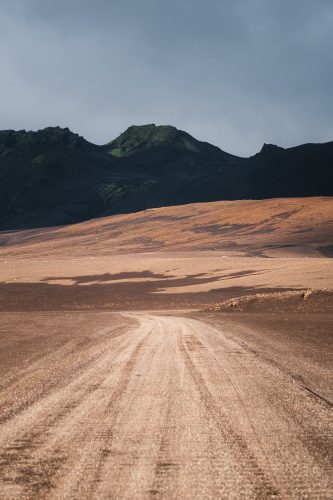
left=0, top=0, right=332, bottom=156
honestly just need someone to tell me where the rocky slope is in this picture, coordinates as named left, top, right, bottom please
left=0, top=124, right=332, bottom=229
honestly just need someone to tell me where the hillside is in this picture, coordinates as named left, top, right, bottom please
left=0, top=124, right=333, bottom=229
left=0, top=197, right=332, bottom=312
left=1, top=197, right=332, bottom=258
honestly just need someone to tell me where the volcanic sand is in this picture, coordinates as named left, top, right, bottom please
left=0, top=197, right=333, bottom=498
left=0, top=197, right=332, bottom=310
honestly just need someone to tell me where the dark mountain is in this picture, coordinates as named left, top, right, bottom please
left=104, top=124, right=227, bottom=162
left=0, top=124, right=332, bottom=229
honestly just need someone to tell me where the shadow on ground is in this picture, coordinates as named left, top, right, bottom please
left=0, top=270, right=290, bottom=311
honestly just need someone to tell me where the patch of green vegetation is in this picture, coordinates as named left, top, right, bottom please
left=108, top=124, right=179, bottom=157
left=97, top=183, right=128, bottom=204
left=110, top=147, right=123, bottom=157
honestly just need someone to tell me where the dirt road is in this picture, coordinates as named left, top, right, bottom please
left=0, top=312, right=332, bottom=499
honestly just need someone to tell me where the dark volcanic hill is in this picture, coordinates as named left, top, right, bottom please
left=0, top=123, right=332, bottom=229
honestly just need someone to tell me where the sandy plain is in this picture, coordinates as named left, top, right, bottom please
left=0, top=197, right=332, bottom=499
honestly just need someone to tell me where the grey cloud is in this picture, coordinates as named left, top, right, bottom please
left=0, top=0, right=332, bottom=156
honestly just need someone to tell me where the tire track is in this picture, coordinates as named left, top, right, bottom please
left=0, top=324, right=130, bottom=426
left=48, top=323, right=153, bottom=500
left=177, top=316, right=333, bottom=498
left=0, top=316, right=148, bottom=499
left=187, top=317, right=333, bottom=483
left=1, top=312, right=332, bottom=499
left=177, top=322, right=279, bottom=498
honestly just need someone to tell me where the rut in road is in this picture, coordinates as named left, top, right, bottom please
left=0, top=313, right=332, bottom=499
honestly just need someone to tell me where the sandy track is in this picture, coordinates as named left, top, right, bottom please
left=0, top=313, right=332, bottom=499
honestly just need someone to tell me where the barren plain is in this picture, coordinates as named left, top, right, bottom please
left=0, top=197, right=332, bottom=499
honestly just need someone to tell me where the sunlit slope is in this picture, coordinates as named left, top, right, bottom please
left=1, top=197, right=332, bottom=258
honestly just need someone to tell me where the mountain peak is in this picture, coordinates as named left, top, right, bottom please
left=0, top=126, right=89, bottom=151
left=258, top=143, right=284, bottom=155
left=105, top=124, right=224, bottom=158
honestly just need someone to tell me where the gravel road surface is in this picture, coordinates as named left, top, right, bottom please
left=0, top=312, right=332, bottom=499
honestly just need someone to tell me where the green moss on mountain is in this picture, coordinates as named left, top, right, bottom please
left=106, top=124, right=224, bottom=158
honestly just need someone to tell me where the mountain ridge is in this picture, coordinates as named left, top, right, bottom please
left=0, top=124, right=332, bottom=229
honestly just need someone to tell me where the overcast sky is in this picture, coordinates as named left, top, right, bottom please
left=0, top=0, right=332, bottom=156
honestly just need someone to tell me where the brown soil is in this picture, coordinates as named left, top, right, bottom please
left=0, top=311, right=332, bottom=499
left=1, top=197, right=332, bottom=313
left=1, top=197, right=332, bottom=258
left=0, top=198, right=332, bottom=498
